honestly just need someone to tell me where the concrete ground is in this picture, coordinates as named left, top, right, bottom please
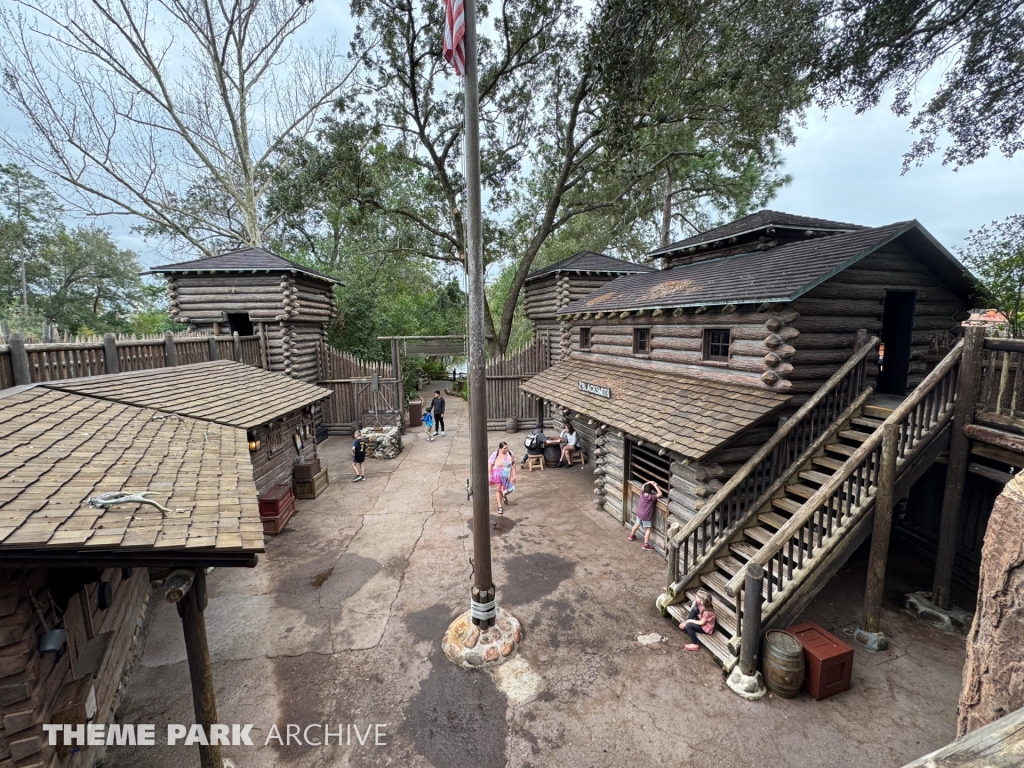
left=106, top=387, right=966, bottom=768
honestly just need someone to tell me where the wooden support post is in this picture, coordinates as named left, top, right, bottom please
left=257, top=323, right=269, bottom=370
left=739, top=564, right=764, bottom=676
left=536, top=396, right=545, bottom=430
left=232, top=331, right=242, bottom=363
left=933, top=325, right=986, bottom=609
left=863, top=423, right=899, bottom=636
left=103, top=333, right=119, bottom=374
left=8, top=332, right=31, bottom=385
left=207, top=334, right=219, bottom=362
left=167, top=569, right=221, bottom=768
left=164, top=331, right=178, bottom=367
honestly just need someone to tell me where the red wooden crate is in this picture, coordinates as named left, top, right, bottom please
left=786, top=621, right=854, bottom=700
left=259, top=485, right=295, bottom=535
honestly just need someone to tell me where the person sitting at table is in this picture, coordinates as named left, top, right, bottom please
left=556, top=424, right=579, bottom=467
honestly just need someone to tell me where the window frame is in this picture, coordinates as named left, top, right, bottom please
left=702, top=328, right=732, bottom=364
left=579, top=327, right=592, bottom=350
left=632, top=327, right=652, bottom=356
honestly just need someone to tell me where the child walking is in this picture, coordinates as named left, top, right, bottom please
left=628, top=481, right=662, bottom=551
left=422, top=410, right=435, bottom=442
left=679, top=589, right=716, bottom=651
left=351, top=430, right=367, bottom=482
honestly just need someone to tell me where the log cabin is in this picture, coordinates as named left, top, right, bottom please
left=0, top=384, right=264, bottom=768
left=37, top=361, right=331, bottom=498
left=149, top=248, right=339, bottom=384
left=523, top=210, right=1008, bottom=672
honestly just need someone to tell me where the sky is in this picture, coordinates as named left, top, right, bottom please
left=1, top=1, right=1022, bottom=268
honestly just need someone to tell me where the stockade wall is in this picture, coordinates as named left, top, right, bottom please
left=317, top=345, right=398, bottom=435
left=486, top=335, right=551, bottom=429
left=0, top=331, right=267, bottom=390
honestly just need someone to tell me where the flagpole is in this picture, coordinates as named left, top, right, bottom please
left=443, top=0, right=522, bottom=669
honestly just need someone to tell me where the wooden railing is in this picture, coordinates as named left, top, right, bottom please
left=976, top=338, right=1024, bottom=421
left=664, top=334, right=880, bottom=599
left=726, top=340, right=964, bottom=636
left=0, top=330, right=268, bottom=389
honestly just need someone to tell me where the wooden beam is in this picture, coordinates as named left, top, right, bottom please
left=177, top=569, right=223, bottom=768
left=739, top=564, right=764, bottom=676
left=964, top=423, right=1024, bottom=457
left=933, top=325, right=986, bottom=609
left=164, top=569, right=196, bottom=603
left=7, top=333, right=31, bottom=386
left=863, top=424, right=898, bottom=636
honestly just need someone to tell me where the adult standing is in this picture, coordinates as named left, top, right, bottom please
left=429, top=389, right=446, bottom=437
left=488, top=442, right=516, bottom=515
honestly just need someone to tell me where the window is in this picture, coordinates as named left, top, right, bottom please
left=703, top=329, right=731, bottom=362
left=633, top=328, right=651, bottom=355
left=579, top=327, right=592, bottom=350
left=226, top=312, right=254, bottom=336
left=628, top=439, right=671, bottom=488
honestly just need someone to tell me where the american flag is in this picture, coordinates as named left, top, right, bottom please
left=443, top=0, right=466, bottom=76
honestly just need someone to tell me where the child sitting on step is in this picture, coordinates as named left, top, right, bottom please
left=680, top=589, right=716, bottom=651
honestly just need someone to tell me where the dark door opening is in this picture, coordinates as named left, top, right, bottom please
left=877, top=290, right=916, bottom=395
left=226, top=312, right=254, bottom=336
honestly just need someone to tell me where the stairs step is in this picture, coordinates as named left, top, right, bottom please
left=863, top=404, right=894, bottom=419
left=852, top=416, right=885, bottom=430
left=758, top=511, right=790, bottom=530
left=839, top=429, right=875, bottom=443
left=812, top=456, right=846, bottom=471
left=827, top=442, right=858, bottom=457
left=771, top=497, right=804, bottom=515
left=745, top=526, right=775, bottom=546
left=799, top=469, right=835, bottom=486
left=785, top=483, right=819, bottom=500
left=714, top=555, right=747, bottom=578
left=699, top=570, right=733, bottom=597
left=665, top=606, right=734, bottom=660
left=730, top=541, right=759, bottom=561
left=678, top=591, right=738, bottom=637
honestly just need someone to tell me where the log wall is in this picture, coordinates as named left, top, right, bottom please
left=594, top=427, right=625, bottom=522
left=524, top=272, right=630, bottom=363
left=0, top=567, right=150, bottom=768
left=248, top=407, right=319, bottom=496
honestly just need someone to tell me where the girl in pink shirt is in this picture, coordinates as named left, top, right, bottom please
left=680, top=589, right=716, bottom=651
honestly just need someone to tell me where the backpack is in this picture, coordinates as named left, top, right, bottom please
left=524, top=431, right=541, bottom=450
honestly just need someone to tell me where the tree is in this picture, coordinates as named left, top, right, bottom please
left=340, top=0, right=815, bottom=354
left=816, top=0, right=1024, bottom=169
left=0, top=0, right=364, bottom=257
left=959, top=215, right=1024, bottom=338
left=0, top=164, right=60, bottom=312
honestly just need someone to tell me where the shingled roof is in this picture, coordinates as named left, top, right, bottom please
left=150, top=247, right=340, bottom=284
left=564, top=221, right=986, bottom=315
left=44, top=361, right=330, bottom=429
left=0, top=387, right=264, bottom=564
left=650, top=210, right=864, bottom=257
left=525, top=251, right=654, bottom=284
left=521, top=359, right=790, bottom=460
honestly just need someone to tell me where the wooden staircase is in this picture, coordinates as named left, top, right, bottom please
left=659, top=338, right=964, bottom=670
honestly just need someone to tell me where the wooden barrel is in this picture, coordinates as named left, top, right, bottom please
left=505, top=417, right=519, bottom=433
left=762, top=630, right=805, bottom=698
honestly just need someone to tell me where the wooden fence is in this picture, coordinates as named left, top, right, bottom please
left=0, top=330, right=267, bottom=389
left=317, top=344, right=399, bottom=435
left=485, top=334, right=551, bottom=429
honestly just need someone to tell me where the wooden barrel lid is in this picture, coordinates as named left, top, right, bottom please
left=764, top=629, right=802, bottom=655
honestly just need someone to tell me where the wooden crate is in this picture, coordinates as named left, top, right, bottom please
left=786, top=621, right=854, bottom=700
left=259, top=485, right=295, bottom=535
left=293, top=457, right=322, bottom=481
left=294, top=467, right=329, bottom=499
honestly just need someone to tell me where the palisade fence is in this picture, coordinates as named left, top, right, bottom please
left=317, top=344, right=398, bottom=435
left=485, top=334, right=551, bottom=429
left=0, top=329, right=268, bottom=389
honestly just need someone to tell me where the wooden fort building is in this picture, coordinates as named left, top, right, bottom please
left=150, top=248, right=339, bottom=383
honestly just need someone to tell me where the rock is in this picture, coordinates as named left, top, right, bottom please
left=464, top=628, right=480, bottom=649
left=497, top=619, right=511, bottom=632
left=501, top=641, right=514, bottom=657
left=485, top=647, right=499, bottom=662
left=958, top=472, right=1024, bottom=735
left=465, top=652, right=484, bottom=667
left=513, top=627, right=522, bottom=644
left=360, top=425, right=402, bottom=460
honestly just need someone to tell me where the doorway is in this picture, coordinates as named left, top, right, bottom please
left=226, top=312, right=255, bottom=336
left=877, top=290, right=916, bottom=395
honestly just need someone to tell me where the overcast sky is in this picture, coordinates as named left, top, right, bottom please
left=2, top=0, right=1022, bottom=268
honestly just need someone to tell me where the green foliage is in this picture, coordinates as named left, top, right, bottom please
left=816, top=0, right=1024, bottom=169
left=959, top=216, right=1024, bottom=338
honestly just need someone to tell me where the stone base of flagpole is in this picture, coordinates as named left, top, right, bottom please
left=443, top=608, right=523, bottom=669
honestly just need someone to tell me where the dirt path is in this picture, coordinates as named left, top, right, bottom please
left=106, top=387, right=965, bottom=768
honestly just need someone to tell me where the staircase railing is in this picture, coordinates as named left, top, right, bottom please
left=664, top=335, right=880, bottom=600
left=726, top=340, right=964, bottom=635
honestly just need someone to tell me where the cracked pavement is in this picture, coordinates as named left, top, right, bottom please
left=105, top=387, right=967, bottom=768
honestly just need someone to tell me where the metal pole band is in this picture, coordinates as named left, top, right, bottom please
left=470, top=598, right=497, bottom=621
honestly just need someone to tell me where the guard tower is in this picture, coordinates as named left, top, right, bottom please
left=150, top=247, right=339, bottom=383
left=523, top=252, right=654, bottom=361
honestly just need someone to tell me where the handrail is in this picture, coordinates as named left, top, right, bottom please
left=726, top=338, right=964, bottom=597
left=664, top=335, right=880, bottom=594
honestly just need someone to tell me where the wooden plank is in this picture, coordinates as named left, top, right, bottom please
left=900, top=705, right=1024, bottom=767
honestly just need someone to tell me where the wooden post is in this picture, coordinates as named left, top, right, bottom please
left=167, top=569, right=222, bottom=768
left=257, top=323, right=269, bottom=370
left=536, top=396, right=545, bottom=429
left=8, top=332, right=31, bottom=386
left=164, top=331, right=178, bottom=367
left=103, top=333, right=119, bottom=374
left=739, top=564, right=764, bottom=677
left=232, top=331, right=242, bottom=363
left=863, top=423, right=899, bottom=635
left=207, top=334, right=219, bottom=362
left=933, top=325, right=986, bottom=608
